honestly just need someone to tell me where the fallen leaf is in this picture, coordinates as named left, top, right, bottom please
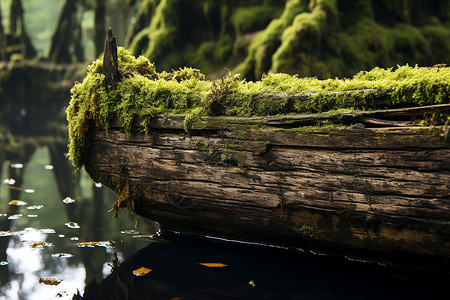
left=62, top=197, right=75, bottom=204
left=249, top=280, right=256, bottom=287
left=51, top=253, right=74, bottom=258
left=65, top=222, right=80, bottom=229
left=0, top=230, right=23, bottom=237
left=39, top=277, right=62, bottom=286
left=9, top=200, right=27, bottom=206
left=133, top=266, right=152, bottom=277
left=199, top=263, right=228, bottom=268
left=21, top=240, right=53, bottom=249
left=76, top=240, right=114, bottom=248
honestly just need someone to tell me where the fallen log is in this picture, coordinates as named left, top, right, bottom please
left=67, top=31, right=450, bottom=266
left=84, top=109, right=450, bottom=262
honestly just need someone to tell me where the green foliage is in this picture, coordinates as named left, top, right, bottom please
left=67, top=47, right=450, bottom=169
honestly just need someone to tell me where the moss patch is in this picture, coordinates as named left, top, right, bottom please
left=66, top=47, right=450, bottom=169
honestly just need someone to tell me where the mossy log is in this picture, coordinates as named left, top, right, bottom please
left=83, top=104, right=450, bottom=266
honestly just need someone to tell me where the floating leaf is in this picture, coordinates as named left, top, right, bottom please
left=199, top=263, right=228, bottom=268
left=39, top=229, right=56, bottom=234
left=121, top=229, right=140, bottom=235
left=3, top=178, right=15, bottom=185
left=133, top=267, right=152, bottom=277
left=27, top=205, right=44, bottom=210
left=132, top=234, right=157, bottom=240
left=70, top=237, right=79, bottom=241
left=21, top=240, right=53, bottom=249
left=0, top=230, right=23, bottom=237
left=39, top=277, right=62, bottom=286
left=76, top=241, right=114, bottom=248
left=249, top=280, right=256, bottom=287
left=10, top=163, right=23, bottom=169
left=8, top=214, right=23, bottom=220
left=52, top=253, right=74, bottom=258
left=9, top=200, right=27, bottom=206
left=0, top=261, right=8, bottom=265
left=24, top=189, right=35, bottom=194
left=62, top=197, right=75, bottom=204
left=65, top=222, right=80, bottom=229
left=44, top=165, right=54, bottom=170
left=27, top=214, right=38, bottom=218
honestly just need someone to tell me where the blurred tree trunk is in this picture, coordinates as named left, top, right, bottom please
left=49, top=0, right=84, bottom=62
left=8, top=0, right=36, bottom=58
left=0, top=2, right=6, bottom=60
left=94, top=0, right=106, bottom=57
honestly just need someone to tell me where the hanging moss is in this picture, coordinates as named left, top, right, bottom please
left=66, top=47, right=450, bottom=169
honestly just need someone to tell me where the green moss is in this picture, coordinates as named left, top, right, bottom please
left=231, top=6, right=284, bottom=36
left=66, top=47, right=450, bottom=169
left=295, top=224, right=319, bottom=239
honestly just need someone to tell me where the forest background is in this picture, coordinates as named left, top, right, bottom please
left=0, top=0, right=449, bottom=80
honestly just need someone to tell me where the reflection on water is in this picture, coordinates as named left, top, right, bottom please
left=0, top=146, right=159, bottom=299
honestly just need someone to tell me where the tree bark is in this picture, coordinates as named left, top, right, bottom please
left=84, top=107, right=450, bottom=262
left=103, top=28, right=119, bottom=89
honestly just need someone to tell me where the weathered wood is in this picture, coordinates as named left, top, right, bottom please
left=103, top=28, right=119, bottom=89
left=84, top=107, right=450, bottom=263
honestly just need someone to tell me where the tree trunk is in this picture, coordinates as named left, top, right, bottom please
left=49, top=0, right=84, bottom=62
left=8, top=0, right=36, bottom=58
left=94, top=0, right=106, bottom=57
left=0, top=2, right=6, bottom=60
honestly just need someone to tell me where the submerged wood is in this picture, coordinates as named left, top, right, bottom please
left=84, top=102, right=450, bottom=265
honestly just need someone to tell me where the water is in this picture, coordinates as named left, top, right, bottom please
left=1, top=107, right=449, bottom=300
left=0, top=146, right=160, bottom=299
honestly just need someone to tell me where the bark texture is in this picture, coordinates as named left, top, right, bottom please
left=84, top=105, right=450, bottom=262
left=103, top=28, right=120, bottom=89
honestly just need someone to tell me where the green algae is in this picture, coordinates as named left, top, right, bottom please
left=66, top=47, right=450, bottom=169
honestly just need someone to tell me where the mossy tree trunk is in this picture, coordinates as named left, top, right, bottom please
left=125, top=0, right=450, bottom=79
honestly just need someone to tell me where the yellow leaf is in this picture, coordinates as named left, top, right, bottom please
left=31, top=241, right=45, bottom=248
left=9, top=200, right=27, bottom=206
left=133, top=266, right=152, bottom=277
left=249, top=280, right=256, bottom=287
left=199, top=263, right=228, bottom=268
left=39, top=277, right=62, bottom=286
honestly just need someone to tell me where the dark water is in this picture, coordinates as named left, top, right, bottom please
left=1, top=107, right=449, bottom=300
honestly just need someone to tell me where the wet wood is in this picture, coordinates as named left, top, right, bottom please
left=103, top=28, right=119, bottom=89
left=84, top=106, right=450, bottom=263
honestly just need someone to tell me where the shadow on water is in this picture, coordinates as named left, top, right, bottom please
left=81, top=232, right=450, bottom=300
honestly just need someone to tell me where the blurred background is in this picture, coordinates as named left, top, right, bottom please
left=0, top=0, right=449, bottom=299
left=1, top=0, right=449, bottom=79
